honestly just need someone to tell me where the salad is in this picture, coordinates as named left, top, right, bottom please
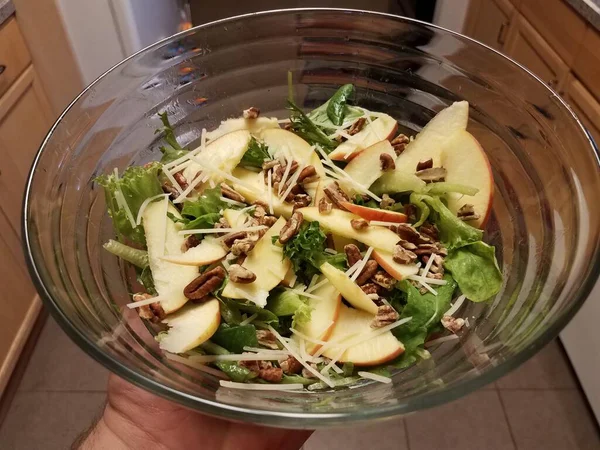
left=98, top=83, right=502, bottom=391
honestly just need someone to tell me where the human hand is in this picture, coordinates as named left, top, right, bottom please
left=76, top=374, right=313, bottom=450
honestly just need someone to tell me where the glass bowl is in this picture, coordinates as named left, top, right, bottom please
left=23, top=9, right=600, bottom=428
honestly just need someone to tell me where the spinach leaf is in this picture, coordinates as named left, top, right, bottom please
left=267, top=289, right=304, bottom=317
left=211, top=324, right=258, bottom=353
left=444, top=241, right=502, bottom=302
left=240, top=137, right=272, bottom=168
left=96, top=163, right=163, bottom=245
left=287, top=100, right=338, bottom=151
left=200, top=341, right=256, bottom=382
left=236, top=301, right=280, bottom=326
left=326, top=84, right=355, bottom=126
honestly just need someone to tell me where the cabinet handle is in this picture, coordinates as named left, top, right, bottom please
left=497, top=22, right=508, bottom=46
left=0, top=65, right=5, bottom=76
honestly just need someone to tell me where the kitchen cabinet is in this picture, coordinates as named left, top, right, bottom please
left=572, top=26, right=600, bottom=102
left=464, top=0, right=515, bottom=51
left=562, top=75, right=600, bottom=146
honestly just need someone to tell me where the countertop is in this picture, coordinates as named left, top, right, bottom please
left=0, top=0, right=14, bottom=26
left=565, top=0, right=600, bottom=31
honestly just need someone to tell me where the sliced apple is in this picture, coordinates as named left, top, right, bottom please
left=293, top=277, right=342, bottom=354
left=329, top=114, right=398, bottom=161
left=143, top=199, right=198, bottom=314
left=182, top=130, right=251, bottom=184
left=161, top=237, right=227, bottom=266
left=322, top=305, right=404, bottom=366
left=205, top=117, right=279, bottom=141
left=330, top=234, right=356, bottom=254
left=441, top=130, right=493, bottom=228
left=281, top=266, right=297, bottom=288
left=230, top=167, right=294, bottom=218
left=222, top=208, right=250, bottom=228
left=372, top=250, right=419, bottom=281
left=340, top=202, right=407, bottom=224
left=341, top=140, right=397, bottom=193
left=299, top=207, right=400, bottom=251
left=221, top=217, right=291, bottom=306
left=320, top=262, right=378, bottom=314
left=159, top=298, right=221, bottom=354
left=370, top=170, right=426, bottom=195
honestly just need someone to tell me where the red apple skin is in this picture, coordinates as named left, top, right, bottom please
left=329, top=122, right=398, bottom=161
left=340, top=201, right=407, bottom=223
left=307, top=295, right=342, bottom=355
left=372, top=250, right=419, bottom=281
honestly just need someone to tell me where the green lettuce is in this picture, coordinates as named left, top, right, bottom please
left=291, top=302, right=313, bottom=328
left=240, top=137, right=271, bottom=168
left=444, top=241, right=502, bottom=302
left=156, top=112, right=188, bottom=164
left=179, top=187, right=228, bottom=232
left=267, top=289, right=304, bottom=317
left=200, top=341, right=256, bottom=382
left=96, top=163, right=163, bottom=245
left=211, top=324, right=258, bottom=353
left=307, top=88, right=364, bottom=131
left=288, top=100, right=338, bottom=151
left=326, top=84, right=355, bottom=126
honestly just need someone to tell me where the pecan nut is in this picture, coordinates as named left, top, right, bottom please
left=348, top=117, right=367, bottom=136
left=457, top=204, right=481, bottom=222
left=391, top=134, right=410, bottom=155
left=416, top=158, right=433, bottom=171
left=183, top=267, right=226, bottom=300
left=292, top=193, right=312, bottom=210
left=372, top=270, right=396, bottom=290
left=181, top=234, right=201, bottom=252
left=256, top=330, right=279, bottom=350
left=390, top=223, right=430, bottom=244
left=416, top=167, right=447, bottom=183
left=220, top=183, right=246, bottom=203
left=162, top=181, right=180, bottom=199
left=344, top=244, right=362, bottom=267
left=324, top=181, right=350, bottom=209
left=441, top=315, right=465, bottom=334
left=279, top=211, right=303, bottom=244
left=380, top=194, right=395, bottom=209
left=262, top=160, right=279, bottom=171
left=296, top=165, right=318, bottom=183
left=350, top=218, right=369, bottom=231
left=243, top=106, right=260, bottom=119
left=371, top=305, right=400, bottom=328
left=228, top=264, right=257, bottom=283
left=222, top=231, right=248, bottom=247
left=393, top=244, right=418, bottom=264
left=361, top=282, right=384, bottom=296
left=173, top=172, right=189, bottom=191
left=280, top=356, right=303, bottom=375
left=259, top=365, right=283, bottom=382
left=414, top=243, right=439, bottom=257
left=134, top=293, right=165, bottom=323
left=419, top=222, right=439, bottom=241
left=230, top=238, right=256, bottom=256
left=318, top=197, right=333, bottom=214
left=380, top=153, right=396, bottom=171
left=355, top=260, right=379, bottom=286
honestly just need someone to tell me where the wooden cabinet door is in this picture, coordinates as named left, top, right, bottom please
left=562, top=75, right=600, bottom=147
left=0, top=65, right=53, bottom=235
left=463, top=0, right=514, bottom=51
left=504, top=15, right=569, bottom=92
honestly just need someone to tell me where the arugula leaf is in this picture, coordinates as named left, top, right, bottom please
left=211, top=324, right=258, bottom=353
left=444, top=241, right=502, bottom=302
left=179, top=187, right=227, bottom=233
left=96, top=163, right=163, bottom=245
left=267, top=289, right=304, bottom=317
left=326, top=84, right=355, bottom=126
left=287, top=100, right=338, bottom=151
left=414, top=194, right=483, bottom=250
left=240, top=137, right=271, bottom=168
left=103, top=239, right=148, bottom=268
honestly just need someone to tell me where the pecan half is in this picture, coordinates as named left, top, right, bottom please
left=344, top=244, right=362, bottom=267
left=231, top=238, right=256, bottom=256
left=414, top=243, right=439, bottom=257
left=183, top=267, right=226, bottom=300
left=296, top=165, right=317, bottom=183
left=181, top=234, right=201, bottom=252
left=280, top=356, right=303, bottom=375
left=214, top=217, right=230, bottom=229
left=398, top=239, right=418, bottom=251
left=350, top=218, right=369, bottom=231
left=393, top=244, right=418, bottom=264
left=441, top=315, right=465, bottom=334
left=380, top=153, right=395, bottom=171
left=355, top=260, right=379, bottom=285
left=222, top=231, right=247, bottom=248
left=173, top=172, right=189, bottom=191
left=243, top=106, right=260, bottom=119
left=324, top=181, right=350, bottom=209
left=390, top=223, right=430, bottom=244
left=279, top=211, right=303, bottom=244
left=361, top=283, right=384, bottom=296
left=371, top=305, right=400, bottom=328
left=416, top=167, right=447, bottom=183
left=256, top=330, right=279, bottom=350
left=457, top=204, right=481, bottom=222
left=262, top=160, right=279, bottom=171
left=403, top=203, right=417, bottom=223
left=274, top=161, right=299, bottom=183
left=419, top=222, right=439, bottom=241
left=292, top=193, right=312, bottom=210
left=348, top=117, right=366, bottom=136
left=259, top=215, right=278, bottom=228
left=423, top=254, right=445, bottom=276
left=134, top=293, right=165, bottom=323
left=372, top=270, right=396, bottom=290
left=162, top=181, right=180, bottom=199
left=391, top=134, right=410, bottom=155
left=416, top=158, right=433, bottom=171
left=380, top=194, right=395, bottom=209
left=220, top=183, right=245, bottom=203
left=318, top=197, right=333, bottom=214
left=228, top=264, right=256, bottom=283
left=259, top=364, right=283, bottom=382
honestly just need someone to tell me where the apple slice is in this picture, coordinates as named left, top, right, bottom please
left=293, top=277, right=342, bottom=354
left=340, top=202, right=407, bottom=224
left=441, top=130, right=493, bottom=228
left=320, top=262, right=378, bottom=314
left=230, top=167, right=294, bottom=218
left=329, top=114, right=398, bottom=161
left=222, top=208, right=250, bottom=228
left=341, top=140, right=397, bottom=193
left=182, top=130, right=251, bottom=185
left=299, top=207, right=400, bottom=251
left=221, top=217, right=291, bottom=306
left=281, top=266, right=297, bottom=287
left=159, top=298, right=221, bottom=353
left=372, top=250, right=419, bottom=281
left=161, top=237, right=227, bottom=266
left=322, top=305, right=404, bottom=366
left=205, top=117, right=279, bottom=141
left=143, top=199, right=198, bottom=314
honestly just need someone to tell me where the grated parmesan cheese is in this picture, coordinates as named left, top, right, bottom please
left=136, top=194, right=169, bottom=226
left=178, top=225, right=267, bottom=236
left=219, top=380, right=304, bottom=391
left=358, top=371, right=392, bottom=384
left=444, top=294, right=466, bottom=317
left=350, top=247, right=374, bottom=282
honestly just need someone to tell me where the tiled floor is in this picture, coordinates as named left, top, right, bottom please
left=1, top=318, right=599, bottom=450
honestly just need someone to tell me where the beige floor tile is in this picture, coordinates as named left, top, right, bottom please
left=496, top=339, right=577, bottom=389
left=0, top=391, right=106, bottom=450
left=500, top=390, right=600, bottom=450
left=19, top=318, right=109, bottom=392
left=406, top=390, right=515, bottom=450
left=304, top=418, right=408, bottom=450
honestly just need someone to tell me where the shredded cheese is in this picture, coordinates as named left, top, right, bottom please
left=345, top=260, right=363, bottom=277
left=240, top=313, right=258, bottom=326
left=219, top=380, right=304, bottom=391
left=289, top=289, right=327, bottom=301
left=323, top=248, right=337, bottom=255
left=126, top=295, right=164, bottom=309
left=406, top=274, right=448, bottom=286
left=191, top=157, right=264, bottom=194
left=305, top=279, right=328, bottom=294
left=290, top=328, right=329, bottom=346
left=424, top=334, right=459, bottom=348
left=358, top=371, right=392, bottom=384
left=278, top=156, right=293, bottom=196
left=416, top=279, right=438, bottom=295
left=189, top=353, right=289, bottom=363
left=167, top=159, right=193, bottom=175
left=307, top=275, right=319, bottom=289
left=163, top=169, right=184, bottom=195
left=178, top=225, right=267, bottom=236
left=279, top=161, right=307, bottom=202
left=367, top=293, right=379, bottom=300
left=165, top=353, right=229, bottom=379
left=444, top=294, right=466, bottom=317
left=172, top=172, right=205, bottom=204
left=421, top=253, right=436, bottom=279
left=136, top=194, right=169, bottom=226
left=267, top=169, right=274, bottom=215
left=219, top=197, right=246, bottom=208
left=350, top=247, right=374, bottom=282
left=369, top=220, right=403, bottom=227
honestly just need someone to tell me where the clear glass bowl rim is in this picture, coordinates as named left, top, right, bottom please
left=22, top=8, right=600, bottom=427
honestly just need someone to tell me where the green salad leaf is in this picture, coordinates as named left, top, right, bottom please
left=156, top=112, right=189, bottom=164
left=326, top=84, right=355, bottom=126
left=287, top=100, right=338, bottom=151
left=200, top=341, right=256, bottom=382
left=180, top=187, right=227, bottom=232
left=103, top=239, right=148, bottom=268
left=267, top=289, right=304, bottom=317
left=96, top=163, right=163, bottom=245
left=240, top=137, right=271, bottom=168
left=291, top=302, right=313, bottom=328
left=211, top=324, right=258, bottom=354
left=137, top=266, right=157, bottom=295
left=444, top=241, right=502, bottom=302
left=307, top=89, right=364, bottom=131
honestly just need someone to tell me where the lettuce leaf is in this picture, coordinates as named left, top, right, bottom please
left=267, top=289, right=304, bottom=317
left=444, top=241, right=502, bottom=302
left=96, top=163, right=163, bottom=245
left=211, top=324, right=258, bottom=354
left=156, top=112, right=188, bottom=164
left=240, top=137, right=271, bottom=168
left=326, top=84, right=355, bottom=126
left=291, top=302, right=313, bottom=328
left=179, top=187, right=227, bottom=233
left=200, top=341, right=256, bottom=382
